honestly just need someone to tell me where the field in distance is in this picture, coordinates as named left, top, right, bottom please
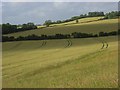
left=6, top=17, right=118, bottom=37
left=3, top=36, right=118, bottom=88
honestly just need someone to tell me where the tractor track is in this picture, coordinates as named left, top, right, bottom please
left=40, top=40, right=47, bottom=48
left=94, top=38, right=109, bottom=49
left=65, top=39, right=72, bottom=48
left=101, top=41, right=109, bottom=49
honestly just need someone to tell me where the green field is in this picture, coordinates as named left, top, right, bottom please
left=3, top=36, right=118, bottom=88
left=3, top=17, right=118, bottom=88
left=6, top=18, right=118, bottom=37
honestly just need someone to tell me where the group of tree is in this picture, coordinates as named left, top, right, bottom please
left=88, top=12, right=104, bottom=17
left=2, top=22, right=37, bottom=34
left=104, top=11, right=120, bottom=19
left=44, top=12, right=105, bottom=26
left=2, top=11, right=120, bottom=34
left=2, top=29, right=120, bottom=42
left=43, top=11, right=120, bottom=27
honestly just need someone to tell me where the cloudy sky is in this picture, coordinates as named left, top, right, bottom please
left=2, top=2, right=118, bottom=24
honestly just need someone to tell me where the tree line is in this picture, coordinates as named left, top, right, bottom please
left=43, top=11, right=120, bottom=26
left=2, top=11, right=120, bottom=34
left=2, top=22, right=37, bottom=34
left=2, top=30, right=120, bottom=42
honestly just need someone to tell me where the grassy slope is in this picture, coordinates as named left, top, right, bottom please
left=37, top=17, right=103, bottom=28
left=50, top=17, right=104, bottom=26
left=6, top=18, right=118, bottom=37
left=2, top=36, right=118, bottom=88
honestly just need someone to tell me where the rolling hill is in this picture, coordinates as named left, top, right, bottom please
left=2, top=17, right=118, bottom=88
left=6, top=18, right=118, bottom=37
left=3, top=36, right=118, bottom=88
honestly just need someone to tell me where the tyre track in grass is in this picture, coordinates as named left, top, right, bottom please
left=3, top=39, right=74, bottom=79
left=65, top=39, right=72, bottom=48
left=3, top=38, right=109, bottom=79
left=39, top=40, right=47, bottom=48
left=4, top=41, right=68, bottom=68
left=101, top=41, right=109, bottom=49
left=21, top=38, right=110, bottom=79
left=105, top=41, right=109, bottom=48
left=3, top=39, right=73, bottom=71
left=4, top=38, right=105, bottom=73
left=3, top=39, right=73, bottom=70
left=3, top=39, right=61, bottom=65
left=94, top=38, right=109, bottom=49
left=4, top=40, right=47, bottom=58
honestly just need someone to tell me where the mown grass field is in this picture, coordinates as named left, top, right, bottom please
left=6, top=18, right=118, bottom=37
left=3, top=36, right=118, bottom=88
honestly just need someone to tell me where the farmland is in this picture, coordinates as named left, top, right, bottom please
left=6, top=18, right=118, bottom=37
left=2, top=17, right=118, bottom=88
left=2, top=36, right=118, bottom=88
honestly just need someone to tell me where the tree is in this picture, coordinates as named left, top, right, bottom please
left=104, top=11, right=120, bottom=19
left=2, top=23, right=17, bottom=34
left=88, top=12, right=104, bottom=17
left=44, top=20, right=52, bottom=27
left=56, top=20, right=62, bottom=24
left=22, top=22, right=37, bottom=30
left=76, top=19, right=79, bottom=23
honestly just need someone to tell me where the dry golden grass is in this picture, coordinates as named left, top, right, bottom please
left=2, top=36, right=118, bottom=88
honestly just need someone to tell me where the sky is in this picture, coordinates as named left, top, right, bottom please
left=1, top=2, right=118, bottom=25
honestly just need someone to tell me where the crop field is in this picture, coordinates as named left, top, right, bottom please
left=50, top=17, right=104, bottom=26
left=2, top=36, right=118, bottom=88
left=6, top=18, right=118, bottom=37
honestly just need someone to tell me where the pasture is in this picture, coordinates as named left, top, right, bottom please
left=2, top=36, right=118, bottom=88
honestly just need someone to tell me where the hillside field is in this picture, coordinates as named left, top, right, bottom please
left=2, top=17, right=118, bottom=88
left=2, top=36, right=118, bottom=88
left=6, top=18, right=118, bottom=37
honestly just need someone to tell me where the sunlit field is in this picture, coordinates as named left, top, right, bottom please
left=3, top=36, right=118, bottom=88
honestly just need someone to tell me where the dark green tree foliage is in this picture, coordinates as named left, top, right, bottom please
left=2, top=30, right=119, bottom=42
left=88, top=12, right=104, bottom=17
left=2, top=22, right=37, bottom=34
left=21, top=22, right=37, bottom=30
left=76, top=19, right=79, bottom=23
left=2, top=36, right=15, bottom=42
left=56, top=20, right=62, bottom=24
left=2, top=23, right=17, bottom=34
left=44, top=20, right=52, bottom=27
left=104, top=11, right=120, bottom=19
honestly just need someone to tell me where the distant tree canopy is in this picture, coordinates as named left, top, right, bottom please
left=2, top=22, right=37, bottom=34
left=2, top=30, right=120, bottom=42
left=22, top=22, right=37, bottom=30
left=43, top=11, right=119, bottom=25
left=2, top=11, right=120, bottom=35
left=42, top=12, right=105, bottom=25
left=88, top=12, right=104, bottom=17
left=104, top=11, right=120, bottom=19
left=2, top=23, right=17, bottom=34
left=43, top=20, right=52, bottom=27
